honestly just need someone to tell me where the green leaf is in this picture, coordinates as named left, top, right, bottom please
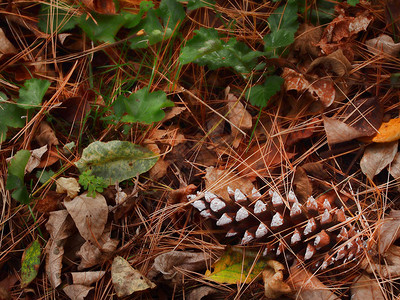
left=115, top=88, right=174, bottom=124
left=205, top=247, right=270, bottom=284
left=179, top=28, right=263, bottom=74
left=159, top=0, right=185, bottom=29
left=78, top=13, right=126, bottom=43
left=21, top=240, right=41, bottom=287
left=18, top=78, right=50, bottom=110
left=185, top=0, right=215, bottom=10
left=38, top=4, right=78, bottom=34
left=0, top=102, right=26, bottom=128
left=298, top=0, right=336, bottom=25
left=246, top=75, right=283, bottom=108
left=6, top=149, right=31, bottom=204
left=124, top=1, right=154, bottom=28
left=347, top=0, right=359, bottom=6
left=75, top=140, right=158, bottom=183
left=264, top=0, right=299, bottom=55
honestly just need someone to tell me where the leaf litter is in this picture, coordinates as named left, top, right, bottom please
left=3, top=1, right=400, bottom=299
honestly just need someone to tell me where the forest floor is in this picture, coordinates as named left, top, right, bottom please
left=1, top=0, right=400, bottom=299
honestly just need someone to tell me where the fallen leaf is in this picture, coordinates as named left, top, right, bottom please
left=389, top=152, right=400, bottom=180
left=293, top=166, right=313, bottom=203
left=149, top=250, right=212, bottom=283
left=366, top=34, right=400, bottom=56
left=350, top=274, right=385, bottom=300
left=163, top=106, right=186, bottom=121
left=293, top=24, right=322, bottom=57
left=226, top=88, right=252, bottom=148
left=82, top=0, right=116, bottom=14
left=56, top=177, right=80, bottom=198
left=204, top=167, right=255, bottom=201
left=0, top=274, right=18, bottom=300
left=75, top=140, right=158, bottom=184
left=149, top=159, right=170, bottom=180
left=371, top=119, right=400, bottom=143
left=308, top=49, right=352, bottom=77
left=204, top=247, right=269, bottom=284
left=288, top=265, right=339, bottom=300
left=360, top=141, right=398, bottom=179
left=35, top=121, right=59, bottom=147
left=362, top=245, right=400, bottom=278
left=36, top=146, right=60, bottom=169
left=0, top=28, right=17, bottom=56
left=324, top=116, right=368, bottom=145
left=45, top=210, right=75, bottom=288
left=71, top=271, right=106, bottom=285
left=64, top=192, right=108, bottom=243
left=187, top=286, right=218, bottom=300
left=263, top=260, right=291, bottom=299
left=112, top=256, right=156, bottom=297
left=76, top=229, right=118, bottom=270
left=376, top=210, right=400, bottom=254
left=25, top=145, right=48, bottom=173
left=21, top=240, right=41, bottom=288
left=63, top=285, right=93, bottom=300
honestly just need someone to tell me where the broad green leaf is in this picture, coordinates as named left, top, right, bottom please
left=246, top=76, right=283, bottom=107
left=347, top=0, right=360, bottom=6
left=0, top=101, right=26, bottom=128
left=158, top=0, right=185, bottom=29
left=6, top=150, right=31, bottom=203
left=205, top=247, right=269, bottom=284
left=38, top=4, right=78, bottom=34
left=124, top=1, right=154, bottom=28
left=21, top=240, right=41, bottom=287
left=0, top=123, right=7, bottom=144
left=75, top=140, right=158, bottom=183
left=78, top=13, right=126, bottom=43
left=178, top=0, right=215, bottom=10
left=264, top=0, right=299, bottom=55
left=18, top=78, right=50, bottom=110
left=115, top=88, right=174, bottom=124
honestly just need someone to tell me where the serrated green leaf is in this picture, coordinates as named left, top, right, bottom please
left=205, top=247, right=269, bottom=284
left=246, top=76, right=283, bottom=108
left=75, top=140, right=158, bottom=183
left=115, top=88, right=174, bottom=124
left=17, top=78, right=50, bottom=110
left=38, top=4, right=78, bottom=34
left=21, top=240, right=41, bottom=287
left=264, top=0, right=299, bottom=55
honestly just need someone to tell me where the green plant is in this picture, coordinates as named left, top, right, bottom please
left=78, top=170, right=109, bottom=198
left=6, top=150, right=31, bottom=204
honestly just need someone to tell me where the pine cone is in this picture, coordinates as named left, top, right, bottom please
left=187, top=187, right=366, bottom=271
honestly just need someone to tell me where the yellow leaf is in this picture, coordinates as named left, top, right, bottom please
left=372, top=119, right=400, bottom=143
left=204, top=247, right=269, bottom=284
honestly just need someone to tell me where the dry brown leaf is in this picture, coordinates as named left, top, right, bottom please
left=45, top=210, right=75, bottom=288
left=293, top=166, right=313, bottom=204
left=204, top=167, right=255, bottom=201
left=226, top=88, right=252, bottom=148
left=263, top=260, right=291, bottom=299
left=308, top=49, right=352, bottom=77
left=293, top=24, right=322, bottom=57
left=35, top=121, right=59, bottom=146
left=389, top=152, right=400, bottom=179
left=366, top=34, right=400, bottom=56
left=0, top=28, right=17, bottom=56
left=112, top=256, right=156, bottom=297
left=82, top=0, right=116, bottom=14
left=187, top=286, right=218, bottom=300
left=63, top=285, right=93, bottom=300
left=36, top=146, right=60, bottom=169
left=163, top=106, right=186, bottom=121
left=286, top=119, right=317, bottom=146
left=76, top=228, right=118, bottom=270
left=149, top=159, right=170, bottom=180
left=350, top=274, right=385, bottom=300
left=360, top=141, right=398, bottom=179
left=0, top=274, right=18, bottom=300
left=323, top=116, right=366, bottom=145
left=56, top=177, right=80, bottom=198
left=25, top=145, right=48, bottom=173
left=35, top=190, right=63, bottom=213
left=64, top=193, right=108, bottom=243
left=288, top=265, right=339, bottom=300
left=71, top=271, right=106, bottom=285
left=362, top=245, right=400, bottom=278
left=376, top=210, right=400, bottom=254
left=148, top=251, right=212, bottom=283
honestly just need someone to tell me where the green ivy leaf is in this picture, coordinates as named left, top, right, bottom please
left=21, top=240, right=41, bottom=287
left=246, top=75, right=283, bottom=108
left=75, top=140, right=158, bottom=183
left=78, top=13, right=127, bottom=43
left=263, top=0, right=299, bottom=55
left=114, top=88, right=174, bottom=124
left=38, top=4, right=78, bottom=34
left=18, top=78, right=50, bottom=109
left=6, top=150, right=31, bottom=204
